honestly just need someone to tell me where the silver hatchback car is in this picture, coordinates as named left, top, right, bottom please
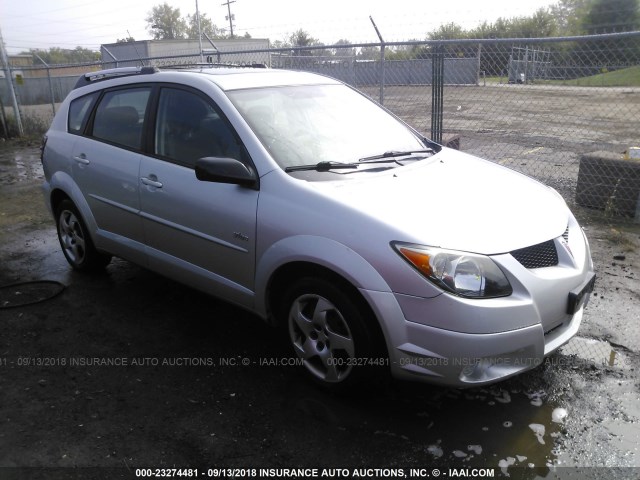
left=42, top=66, right=595, bottom=389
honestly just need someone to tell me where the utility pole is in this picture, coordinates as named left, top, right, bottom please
left=222, top=0, right=235, bottom=38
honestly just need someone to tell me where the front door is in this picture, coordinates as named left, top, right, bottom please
left=139, top=86, right=259, bottom=307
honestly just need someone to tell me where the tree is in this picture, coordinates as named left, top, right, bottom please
left=580, top=0, right=640, bottom=66
left=512, top=8, right=558, bottom=38
left=24, top=47, right=100, bottom=65
left=357, top=46, right=380, bottom=60
left=333, top=39, right=356, bottom=57
left=186, top=12, right=225, bottom=39
left=550, top=0, right=591, bottom=35
left=428, top=22, right=467, bottom=40
left=386, top=42, right=419, bottom=60
left=288, top=29, right=320, bottom=56
left=116, top=36, right=136, bottom=43
left=464, top=9, right=557, bottom=39
left=428, top=23, right=469, bottom=58
left=146, top=3, right=187, bottom=40
left=271, top=39, right=288, bottom=49
left=581, top=0, right=640, bottom=34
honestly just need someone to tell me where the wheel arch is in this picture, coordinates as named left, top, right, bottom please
left=255, top=235, right=392, bottom=322
left=48, top=171, right=98, bottom=236
left=267, top=260, right=390, bottom=362
left=266, top=261, right=363, bottom=324
left=50, top=188, right=71, bottom=213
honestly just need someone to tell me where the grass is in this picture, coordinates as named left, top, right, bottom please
left=1, top=111, right=49, bottom=143
left=563, top=66, right=640, bottom=87
left=482, top=66, right=640, bottom=87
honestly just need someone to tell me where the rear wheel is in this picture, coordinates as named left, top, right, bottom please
left=55, top=199, right=111, bottom=271
left=282, top=277, right=387, bottom=390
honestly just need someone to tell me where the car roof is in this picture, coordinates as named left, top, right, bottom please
left=183, top=68, right=341, bottom=91
left=74, top=66, right=341, bottom=92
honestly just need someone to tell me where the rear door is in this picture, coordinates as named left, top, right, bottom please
left=139, top=85, right=259, bottom=307
left=71, top=86, right=151, bottom=262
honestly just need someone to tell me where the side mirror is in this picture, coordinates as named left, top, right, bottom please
left=195, top=157, right=258, bottom=189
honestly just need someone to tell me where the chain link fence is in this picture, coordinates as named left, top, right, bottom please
left=1, top=31, right=638, bottom=371
left=2, top=32, right=640, bottom=226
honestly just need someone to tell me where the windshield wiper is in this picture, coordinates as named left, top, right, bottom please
left=284, top=150, right=436, bottom=172
left=359, top=149, right=434, bottom=162
left=284, top=161, right=359, bottom=172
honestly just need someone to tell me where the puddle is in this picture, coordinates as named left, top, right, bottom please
left=0, top=151, right=44, bottom=186
left=278, top=350, right=639, bottom=472
left=0, top=227, right=72, bottom=285
left=560, top=336, right=631, bottom=370
left=283, top=382, right=574, bottom=473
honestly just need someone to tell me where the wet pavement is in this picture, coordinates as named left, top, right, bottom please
left=0, top=145, right=639, bottom=479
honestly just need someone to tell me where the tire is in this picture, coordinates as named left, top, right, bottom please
left=282, top=276, right=387, bottom=390
left=55, top=199, right=111, bottom=271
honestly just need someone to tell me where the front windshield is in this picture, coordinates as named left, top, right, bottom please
left=226, top=84, right=427, bottom=169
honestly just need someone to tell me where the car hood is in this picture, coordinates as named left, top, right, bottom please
left=310, top=149, right=569, bottom=255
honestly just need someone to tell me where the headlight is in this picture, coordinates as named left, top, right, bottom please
left=392, top=243, right=512, bottom=298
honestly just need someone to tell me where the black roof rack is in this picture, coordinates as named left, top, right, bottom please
left=165, top=62, right=269, bottom=70
left=74, top=66, right=159, bottom=89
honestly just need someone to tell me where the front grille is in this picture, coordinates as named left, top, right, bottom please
left=511, top=239, right=559, bottom=269
left=562, top=226, right=569, bottom=243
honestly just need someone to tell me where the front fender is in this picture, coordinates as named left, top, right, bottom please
left=253, top=235, right=392, bottom=318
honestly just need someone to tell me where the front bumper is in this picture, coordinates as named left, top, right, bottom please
left=361, top=288, right=588, bottom=387
left=360, top=223, right=594, bottom=387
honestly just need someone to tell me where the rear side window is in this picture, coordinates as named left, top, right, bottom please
left=68, top=92, right=98, bottom=134
left=91, top=87, right=151, bottom=150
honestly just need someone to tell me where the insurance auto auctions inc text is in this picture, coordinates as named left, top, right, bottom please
left=229, top=468, right=495, bottom=478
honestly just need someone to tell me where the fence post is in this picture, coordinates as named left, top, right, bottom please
left=379, top=44, right=386, bottom=105
left=34, top=53, right=56, bottom=117
left=102, top=46, right=119, bottom=68
left=0, top=26, right=24, bottom=136
left=431, top=45, right=444, bottom=144
left=369, top=16, right=385, bottom=105
left=476, top=43, right=482, bottom=86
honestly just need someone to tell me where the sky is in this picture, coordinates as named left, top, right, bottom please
left=1, top=0, right=560, bottom=55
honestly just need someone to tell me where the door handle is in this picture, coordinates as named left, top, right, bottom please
left=141, top=176, right=163, bottom=188
left=73, top=154, right=90, bottom=165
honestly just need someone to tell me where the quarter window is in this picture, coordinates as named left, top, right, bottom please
left=154, top=88, right=242, bottom=167
left=68, top=92, right=98, bottom=134
left=92, top=88, right=151, bottom=150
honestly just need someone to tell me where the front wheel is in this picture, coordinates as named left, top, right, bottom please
left=282, top=277, right=387, bottom=390
left=55, top=199, right=111, bottom=271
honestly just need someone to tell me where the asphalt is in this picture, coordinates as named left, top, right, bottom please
left=1, top=144, right=638, bottom=479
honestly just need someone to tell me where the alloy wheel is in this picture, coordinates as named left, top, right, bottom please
left=288, top=293, right=356, bottom=383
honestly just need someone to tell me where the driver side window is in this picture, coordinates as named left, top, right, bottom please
left=154, top=88, right=242, bottom=168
